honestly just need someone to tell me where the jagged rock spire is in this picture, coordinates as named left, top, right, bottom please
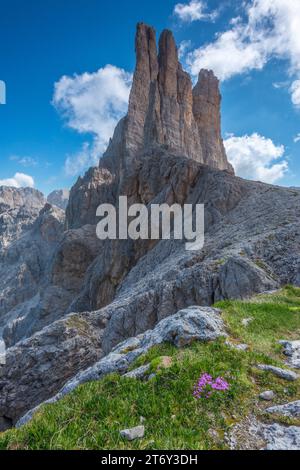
left=193, top=69, right=231, bottom=170
left=104, top=23, right=234, bottom=174
left=126, top=23, right=159, bottom=154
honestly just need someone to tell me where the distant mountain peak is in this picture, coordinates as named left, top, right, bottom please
left=47, top=189, right=70, bottom=210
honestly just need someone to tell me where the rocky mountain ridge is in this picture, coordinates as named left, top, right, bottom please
left=0, top=189, right=65, bottom=339
left=0, top=24, right=300, bottom=430
left=0, top=186, right=45, bottom=249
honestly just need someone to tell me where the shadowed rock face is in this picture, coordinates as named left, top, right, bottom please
left=103, top=23, right=234, bottom=174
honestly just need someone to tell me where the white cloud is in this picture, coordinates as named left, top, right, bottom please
left=64, top=142, right=100, bottom=177
left=0, top=172, right=35, bottom=188
left=187, top=27, right=266, bottom=80
left=10, top=156, right=38, bottom=167
left=294, top=133, right=300, bottom=143
left=53, top=64, right=132, bottom=176
left=224, top=133, right=288, bottom=184
left=272, top=81, right=289, bottom=90
left=178, top=40, right=192, bottom=59
left=174, top=1, right=218, bottom=23
left=185, top=0, right=300, bottom=106
left=290, top=80, right=300, bottom=108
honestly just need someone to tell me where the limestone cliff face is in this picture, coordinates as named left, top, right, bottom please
left=0, top=187, right=45, bottom=249
left=125, top=23, right=159, bottom=156
left=193, top=69, right=230, bottom=170
left=104, top=23, right=233, bottom=173
left=0, top=201, right=65, bottom=340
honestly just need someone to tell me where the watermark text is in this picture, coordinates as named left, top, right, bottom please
left=96, top=197, right=204, bottom=251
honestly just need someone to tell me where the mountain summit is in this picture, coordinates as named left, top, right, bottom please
left=104, top=23, right=233, bottom=174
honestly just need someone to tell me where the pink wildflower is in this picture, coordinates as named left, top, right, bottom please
left=193, top=373, right=230, bottom=399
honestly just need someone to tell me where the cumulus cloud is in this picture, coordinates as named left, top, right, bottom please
left=53, top=64, right=132, bottom=176
left=0, top=173, right=35, bottom=188
left=185, top=0, right=300, bottom=106
left=174, top=1, right=218, bottom=23
left=187, top=27, right=266, bottom=80
left=224, top=133, right=288, bottom=184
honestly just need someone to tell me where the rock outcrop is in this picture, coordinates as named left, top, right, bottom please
left=266, top=400, right=300, bottom=418
left=257, top=364, right=299, bottom=381
left=263, top=424, right=300, bottom=450
left=230, top=415, right=300, bottom=451
left=279, top=340, right=300, bottom=369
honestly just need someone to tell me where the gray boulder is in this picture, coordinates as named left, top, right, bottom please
left=120, top=425, right=145, bottom=441
left=266, top=400, right=300, bottom=418
left=257, top=364, right=299, bottom=381
left=123, top=364, right=151, bottom=379
left=226, top=341, right=249, bottom=352
left=259, top=391, right=275, bottom=401
left=147, top=306, right=226, bottom=348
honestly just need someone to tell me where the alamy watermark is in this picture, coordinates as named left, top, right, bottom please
left=0, top=80, right=6, bottom=105
left=96, top=196, right=205, bottom=251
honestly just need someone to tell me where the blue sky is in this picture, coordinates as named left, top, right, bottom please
left=0, top=0, right=299, bottom=195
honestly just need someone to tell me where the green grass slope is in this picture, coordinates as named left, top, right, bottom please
left=0, top=286, right=299, bottom=450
